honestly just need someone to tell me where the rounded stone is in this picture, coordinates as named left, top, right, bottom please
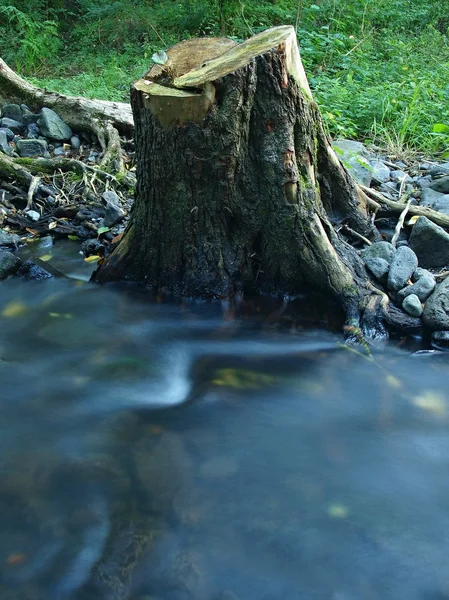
left=402, top=294, right=422, bottom=318
left=387, top=246, right=418, bottom=292
left=361, top=241, right=396, bottom=265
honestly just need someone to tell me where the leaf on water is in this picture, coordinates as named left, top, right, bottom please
left=97, top=226, right=110, bottom=235
left=112, top=232, right=124, bottom=244
left=49, top=312, right=61, bottom=318
left=84, top=255, right=101, bottom=262
left=412, top=391, right=446, bottom=417
left=327, top=503, right=349, bottom=518
left=386, top=374, right=402, bottom=389
left=2, top=300, right=27, bottom=318
left=211, top=368, right=276, bottom=389
left=39, top=254, right=52, bottom=261
left=67, top=235, right=78, bottom=240
left=6, top=553, right=26, bottom=566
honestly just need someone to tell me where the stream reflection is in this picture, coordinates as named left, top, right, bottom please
left=0, top=279, right=448, bottom=599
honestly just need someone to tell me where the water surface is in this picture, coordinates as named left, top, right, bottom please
left=1, top=274, right=448, bottom=600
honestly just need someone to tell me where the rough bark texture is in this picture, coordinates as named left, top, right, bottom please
left=93, top=27, right=377, bottom=323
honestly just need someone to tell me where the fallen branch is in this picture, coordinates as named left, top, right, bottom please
left=391, top=197, right=412, bottom=247
left=360, top=184, right=449, bottom=229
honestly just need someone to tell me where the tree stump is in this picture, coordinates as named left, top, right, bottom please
left=94, top=26, right=379, bottom=327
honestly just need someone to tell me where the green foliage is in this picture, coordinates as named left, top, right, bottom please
left=0, top=3, right=62, bottom=73
left=1, top=0, right=449, bottom=154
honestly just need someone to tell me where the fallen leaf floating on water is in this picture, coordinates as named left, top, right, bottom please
left=84, top=255, right=101, bottom=263
left=38, top=254, right=52, bottom=261
left=2, top=300, right=27, bottom=318
left=327, top=504, right=349, bottom=519
left=211, top=368, right=276, bottom=389
left=385, top=374, right=402, bottom=389
left=6, top=553, right=26, bottom=566
left=412, top=391, right=446, bottom=417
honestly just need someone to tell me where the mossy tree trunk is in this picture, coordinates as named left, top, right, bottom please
left=93, top=27, right=380, bottom=329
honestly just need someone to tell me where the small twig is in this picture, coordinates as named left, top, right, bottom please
left=26, top=175, right=41, bottom=210
left=341, top=224, right=372, bottom=246
left=391, top=197, right=412, bottom=247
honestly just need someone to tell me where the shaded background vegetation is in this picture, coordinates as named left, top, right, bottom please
left=1, top=0, right=448, bottom=154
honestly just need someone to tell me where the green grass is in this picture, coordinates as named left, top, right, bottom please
left=2, top=0, right=448, bottom=156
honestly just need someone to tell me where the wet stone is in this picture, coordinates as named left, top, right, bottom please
left=387, top=246, right=418, bottom=292
left=17, top=260, right=54, bottom=281
left=24, top=123, right=41, bottom=139
left=397, top=270, right=435, bottom=303
left=423, top=277, right=449, bottom=330
left=431, top=331, right=449, bottom=350
left=364, top=257, right=390, bottom=282
left=0, top=229, right=20, bottom=248
left=0, top=251, right=21, bottom=279
left=402, top=294, right=422, bottom=318
left=361, top=241, right=396, bottom=264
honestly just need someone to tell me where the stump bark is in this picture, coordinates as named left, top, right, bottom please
left=94, top=27, right=379, bottom=326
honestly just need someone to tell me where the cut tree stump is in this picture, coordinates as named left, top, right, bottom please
left=94, top=26, right=382, bottom=331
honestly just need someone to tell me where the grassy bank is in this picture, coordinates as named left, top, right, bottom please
left=1, top=0, right=449, bottom=155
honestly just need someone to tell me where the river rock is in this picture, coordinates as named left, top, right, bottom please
left=0, top=229, right=20, bottom=248
left=0, top=117, right=24, bottom=134
left=24, top=123, right=41, bottom=139
left=0, top=129, right=11, bottom=155
left=370, top=160, right=390, bottom=184
left=361, top=241, right=396, bottom=264
left=408, top=217, right=449, bottom=268
left=423, top=277, right=449, bottom=330
left=70, top=135, right=81, bottom=150
left=364, top=257, right=390, bottom=282
left=332, top=139, right=372, bottom=186
left=22, top=112, right=40, bottom=126
left=431, top=331, right=449, bottom=350
left=387, top=246, right=418, bottom=291
left=397, top=269, right=435, bottom=303
left=430, top=163, right=449, bottom=177
left=17, top=260, right=54, bottom=281
left=0, top=251, right=21, bottom=279
left=104, top=203, right=125, bottom=227
left=420, top=187, right=447, bottom=206
left=391, top=170, right=411, bottom=184
left=25, top=210, right=40, bottom=222
left=1, top=127, right=15, bottom=142
left=38, top=107, right=72, bottom=141
left=1, top=103, right=23, bottom=122
left=402, top=294, right=422, bottom=318
left=16, top=138, right=48, bottom=158
left=429, top=176, right=449, bottom=194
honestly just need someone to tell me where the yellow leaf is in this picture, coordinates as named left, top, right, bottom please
left=386, top=374, right=402, bottom=389
left=49, top=312, right=61, bottom=318
left=327, top=504, right=349, bottom=518
left=407, top=215, right=419, bottom=226
left=39, top=254, right=52, bottom=262
left=48, top=221, right=57, bottom=230
left=412, top=391, right=446, bottom=416
left=84, top=255, right=101, bottom=263
left=2, top=300, right=27, bottom=318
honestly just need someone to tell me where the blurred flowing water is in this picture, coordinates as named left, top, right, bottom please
left=1, top=259, right=449, bottom=599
